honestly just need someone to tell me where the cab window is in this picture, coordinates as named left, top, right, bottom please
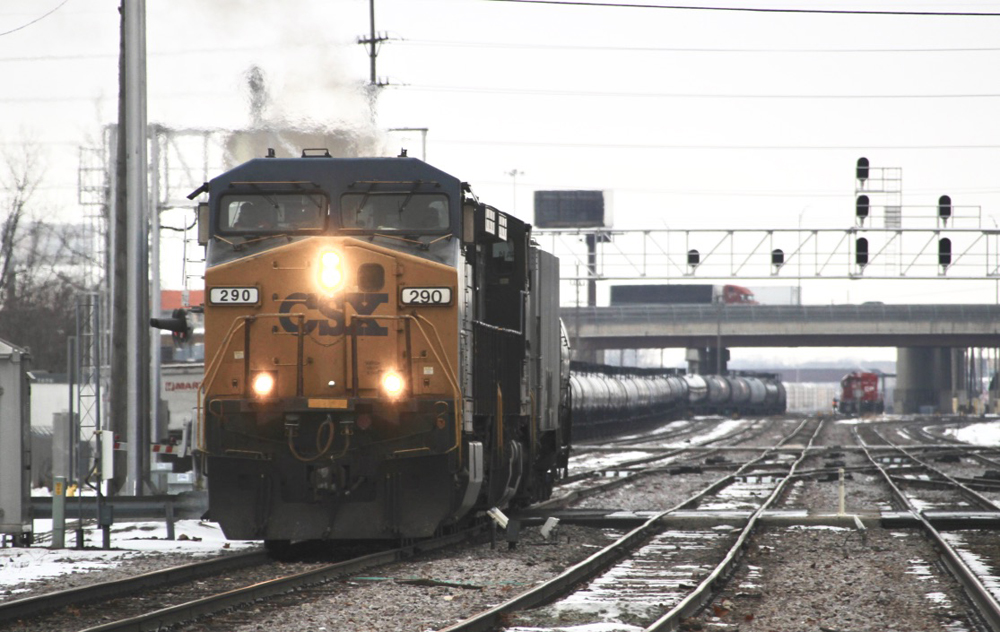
left=219, top=193, right=328, bottom=234
left=340, top=193, right=449, bottom=232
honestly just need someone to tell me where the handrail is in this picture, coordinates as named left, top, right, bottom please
left=196, top=313, right=304, bottom=453
left=351, top=313, right=464, bottom=459
left=197, top=318, right=247, bottom=453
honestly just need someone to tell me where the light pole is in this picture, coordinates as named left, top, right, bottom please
left=991, top=216, right=999, bottom=304
left=506, top=169, right=524, bottom=215
left=797, top=206, right=812, bottom=306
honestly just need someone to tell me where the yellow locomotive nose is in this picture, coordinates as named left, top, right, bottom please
left=319, top=250, right=344, bottom=293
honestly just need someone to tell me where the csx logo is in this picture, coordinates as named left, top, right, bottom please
left=278, top=292, right=389, bottom=336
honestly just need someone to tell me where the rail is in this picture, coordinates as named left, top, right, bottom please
left=855, top=425, right=1000, bottom=630
left=438, top=418, right=821, bottom=632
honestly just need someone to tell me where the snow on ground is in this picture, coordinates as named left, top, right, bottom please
left=0, top=517, right=258, bottom=593
left=944, top=419, right=1000, bottom=447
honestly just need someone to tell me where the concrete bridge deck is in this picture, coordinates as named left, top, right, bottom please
left=561, top=303, right=1000, bottom=350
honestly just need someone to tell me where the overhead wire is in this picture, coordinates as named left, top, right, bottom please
left=0, top=0, right=73, bottom=38
left=399, top=38, right=1000, bottom=54
left=396, top=84, right=1000, bottom=99
left=482, top=0, right=1000, bottom=17
left=431, top=139, right=1000, bottom=150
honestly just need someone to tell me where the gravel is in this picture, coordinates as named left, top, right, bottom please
left=6, top=416, right=997, bottom=632
left=707, top=526, right=976, bottom=632
left=183, top=524, right=618, bottom=632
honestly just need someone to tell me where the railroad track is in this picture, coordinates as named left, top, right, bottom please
left=12, top=415, right=1000, bottom=631
left=443, top=417, right=1000, bottom=631
left=855, top=422, right=1000, bottom=628
left=553, top=417, right=785, bottom=507
left=0, top=549, right=268, bottom=628
left=0, top=532, right=477, bottom=632
left=437, top=417, right=823, bottom=631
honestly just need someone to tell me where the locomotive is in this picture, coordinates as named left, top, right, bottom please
left=188, top=152, right=569, bottom=545
left=838, top=371, right=884, bottom=414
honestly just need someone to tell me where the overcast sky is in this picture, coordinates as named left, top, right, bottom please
left=2, top=0, right=999, bottom=364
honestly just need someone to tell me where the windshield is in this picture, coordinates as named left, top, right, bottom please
left=219, top=192, right=328, bottom=234
left=207, top=190, right=458, bottom=268
left=341, top=193, right=449, bottom=232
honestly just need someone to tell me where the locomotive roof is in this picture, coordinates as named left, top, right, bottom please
left=210, top=155, right=463, bottom=192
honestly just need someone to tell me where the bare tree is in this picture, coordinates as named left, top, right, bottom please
left=0, top=140, right=41, bottom=305
left=0, top=139, right=85, bottom=370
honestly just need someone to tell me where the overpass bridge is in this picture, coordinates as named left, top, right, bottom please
left=561, top=303, right=1000, bottom=414
left=562, top=304, right=1000, bottom=351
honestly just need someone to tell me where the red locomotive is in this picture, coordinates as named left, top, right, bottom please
left=838, top=371, right=884, bottom=414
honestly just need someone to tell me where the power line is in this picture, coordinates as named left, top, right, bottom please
left=4, top=39, right=997, bottom=65
left=0, top=0, right=73, bottom=38
left=398, top=84, right=1000, bottom=99
left=432, top=138, right=1000, bottom=150
left=5, top=85, right=996, bottom=105
left=400, top=38, right=1000, bottom=54
left=473, top=183, right=1000, bottom=198
left=483, top=0, right=1000, bottom=17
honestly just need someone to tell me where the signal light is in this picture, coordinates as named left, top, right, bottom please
left=252, top=372, right=276, bottom=398
left=856, top=237, right=869, bottom=267
left=939, top=238, right=952, bottom=267
left=856, top=157, right=869, bottom=182
left=319, top=250, right=344, bottom=293
left=856, top=195, right=870, bottom=220
left=938, top=195, right=952, bottom=222
left=771, top=249, right=784, bottom=267
left=150, top=308, right=193, bottom=345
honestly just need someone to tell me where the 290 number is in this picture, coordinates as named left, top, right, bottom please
left=401, top=287, right=451, bottom=305
left=210, top=287, right=260, bottom=305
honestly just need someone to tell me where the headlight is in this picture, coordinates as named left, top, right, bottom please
left=381, top=371, right=405, bottom=398
left=319, top=250, right=344, bottom=293
left=252, top=372, right=276, bottom=398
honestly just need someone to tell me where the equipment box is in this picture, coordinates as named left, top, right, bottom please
left=0, top=338, right=31, bottom=544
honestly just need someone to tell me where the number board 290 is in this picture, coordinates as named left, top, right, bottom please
left=209, top=287, right=260, bottom=305
left=400, top=287, right=452, bottom=305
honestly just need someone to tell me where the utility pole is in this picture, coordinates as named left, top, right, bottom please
left=122, top=0, right=149, bottom=496
left=357, top=0, right=390, bottom=88
left=357, top=0, right=390, bottom=125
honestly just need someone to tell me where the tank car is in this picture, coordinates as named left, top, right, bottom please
left=726, top=375, right=751, bottom=413
left=703, top=375, right=732, bottom=413
left=567, top=362, right=684, bottom=438
left=730, top=372, right=786, bottom=415
left=187, top=153, right=569, bottom=544
left=568, top=366, right=786, bottom=436
left=682, top=373, right=708, bottom=413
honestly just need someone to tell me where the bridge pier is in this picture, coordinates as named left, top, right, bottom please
left=895, top=346, right=967, bottom=414
left=686, top=347, right=729, bottom=375
left=568, top=340, right=603, bottom=364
